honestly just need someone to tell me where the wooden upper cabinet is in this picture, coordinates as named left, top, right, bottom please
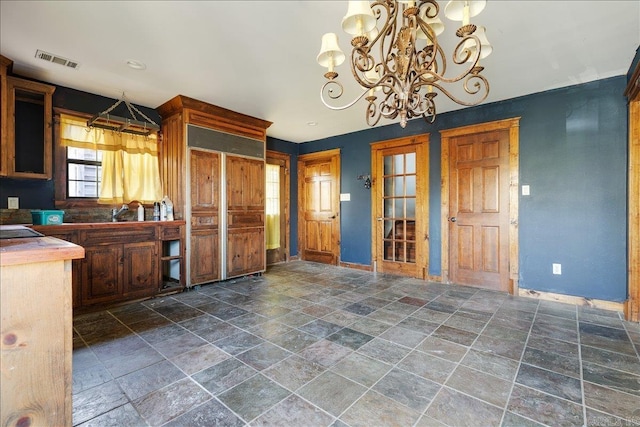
left=191, top=149, right=220, bottom=211
left=227, top=155, right=264, bottom=211
left=2, top=75, right=55, bottom=179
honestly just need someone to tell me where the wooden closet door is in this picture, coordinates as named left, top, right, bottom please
left=226, top=155, right=265, bottom=277
left=190, top=149, right=220, bottom=285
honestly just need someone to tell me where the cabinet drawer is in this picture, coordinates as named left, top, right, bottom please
left=191, top=214, right=218, bottom=228
left=160, top=225, right=182, bottom=240
left=80, top=227, right=157, bottom=245
left=228, top=212, right=264, bottom=228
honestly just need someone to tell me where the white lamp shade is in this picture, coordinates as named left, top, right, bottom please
left=462, top=26, right=492, bottom=61
left=342, top=1, right=376, bottom=36
left=444, top=1, right=486, bottom=22
left=416, top=10, right=444, bottom=39
left=317, top=33, right=346, bottom=68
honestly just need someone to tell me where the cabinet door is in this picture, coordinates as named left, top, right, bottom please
left=81, top=245, right=122, bottom=305
left=5, top=76, right=55, bottom=179
left=123, top=241, right=158, bottom=298
left=190, top=228, right=219, bottom=284
left=227, top=227, right=264, bottom=278
left=227, top=156, right=264, bottom=211
left=191, top=149, right=220, bottom=211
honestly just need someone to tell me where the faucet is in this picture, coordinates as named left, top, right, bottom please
left=111, top=204, right=129, bottom=222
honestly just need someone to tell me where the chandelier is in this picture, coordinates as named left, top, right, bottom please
left=317, top=0, right=492, bottom=128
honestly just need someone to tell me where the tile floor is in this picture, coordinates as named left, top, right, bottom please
left=72, top=261, right=640, bottom=426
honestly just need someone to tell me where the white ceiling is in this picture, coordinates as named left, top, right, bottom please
left=1, top=1, right=638, bottom=143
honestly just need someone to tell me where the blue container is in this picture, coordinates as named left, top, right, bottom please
left=31, top=210, right=64, bottom=225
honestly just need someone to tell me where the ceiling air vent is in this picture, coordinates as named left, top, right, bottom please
left=35, top=50, right=79, bottom=69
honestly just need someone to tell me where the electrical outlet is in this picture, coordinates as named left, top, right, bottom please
left=552, top=263, right=562, bottom=275
left=7, top=197, right=19, bottom=209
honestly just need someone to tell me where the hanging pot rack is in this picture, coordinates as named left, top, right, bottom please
left=87, top=93, right=159, bottom=136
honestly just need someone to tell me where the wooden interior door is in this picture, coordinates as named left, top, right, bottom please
left=298, top=149, right=340, bottom=265
left=189, top=149, right=220, bottom=285
left=448, top=129, right=510, bottom=291
left=266, top=151, right=290, bottom=265
left=372, top=136, right=429, bottom=278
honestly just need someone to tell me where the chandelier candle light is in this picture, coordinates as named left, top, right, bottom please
left=317, top=0, right=492, bottom=128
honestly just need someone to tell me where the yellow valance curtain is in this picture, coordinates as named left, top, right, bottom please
left=60, top=114, right=162, bottom=204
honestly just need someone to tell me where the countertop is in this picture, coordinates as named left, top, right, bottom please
left=0, top=225, right=85, bottom=266
left=29, top=220, right=186, bottom=231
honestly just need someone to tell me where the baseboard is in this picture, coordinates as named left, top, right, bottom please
left=519, top=288, right=625, bottom=314
left=289, top=255, right=300, bottom=261
left=339, top=261, right=373, bottom=272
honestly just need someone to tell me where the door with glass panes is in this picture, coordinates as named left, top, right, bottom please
left=372, top=136, right=429, bottom=278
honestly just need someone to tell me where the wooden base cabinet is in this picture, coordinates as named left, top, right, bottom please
left=158, top=95, right=272, bottom=286
left=32, top=221, right=185, bottom=309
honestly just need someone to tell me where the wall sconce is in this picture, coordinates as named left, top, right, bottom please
left=357, top=174, right=371, bottom=189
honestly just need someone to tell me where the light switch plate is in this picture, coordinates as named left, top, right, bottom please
left=340, top=193, right=351, bottom=201
left=522, top=185, right=530, bottom=196
left=7, top=197, right=19, bottom=209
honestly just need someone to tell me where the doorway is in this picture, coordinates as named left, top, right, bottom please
left=297, top=149, right=341, bottom=265
left=441, top=118, right=520, bottom=293
left=265, top=150, right=290, bottom=265
left=372, top=136, right=429, bottom=278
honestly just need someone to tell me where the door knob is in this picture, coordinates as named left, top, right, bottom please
left=450, top=217, right=457, bottom=222
left=329, top=215, right=336, bottom=219
left=376, top=217, right=383, bottom=221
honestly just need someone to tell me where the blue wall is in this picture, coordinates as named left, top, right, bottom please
left=288, top=76, right=628, bottom=301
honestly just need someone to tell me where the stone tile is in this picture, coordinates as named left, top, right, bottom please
left=340, top=390, right=421, bottom=427
left=445, top=365, right=511, bottom=408
left=443, top=314, right=487, bottom=334
left=415, top=414, right=448, bottom=427
left=349, top=317, right=393, bottom=336
left=178, top=314, right=225, bottom=332
left=321, top=309, right=361, bottom=327
left=116, top=360, right=185, bottom=400
left=379, top=326, right=428, bottom=348
left=373, top=368, right=441, bottom=411
left=249, top=319, right=293, bottom=339
left=584, top=408, right=640, bottom=427
left=358, top=337, right=411, bottom=365
left=152, top=330, right=208, bottom=359
left=299, top=319, right=343, bottom=338
left=582, top=361, right=640, bottom=397
left=192, top=321, right=245, bottom=343
left=298, top=339, right=353, bottom=367
left=398, top=316, right=440, bottom=335
left=192, top=358, right=257, bottom=395
left=151, top=303, right=204, bottom=322
left=227, top=312, right=270, bottom=329
left=236, top=341, right=292, bottom=371
left=198, top=300, right=249, bottom=320
left=73, top=361, right=113, bottom=395
left=481, top=324, right=529, bottom=342
left=330, top=352, right=391, bottom=387
left=170, top=344, right=230, bottom=375
left=133, top=378, right=211, bottom=426
left=72, top=380, right=129, bottom=425
left=507, top=384, right=583, bottom=426
left=367, top=308, right=407, bottom=325
left=416, top=336, right=469, bottom=363
left=398, top=351, right=456, bottom=384
left=460, top=349, right=519, bottom=382
left=213, top=330, right=264, bottom=355
left=263, top=355, right=326, bottom=391
left=276, top=311, right=316, bottom=327
left=526, top=334, right=579, bottom=359
left=326, top=327, right=374, bottom=350
left=298, top=371, right=367, bottom=417
left=301, top=303, right=336, bottom=318
left=343, top=302, right=377, bottom=316
left=412, top=307, right=453, bottom=323
left=580, top=323, right=638, bottom=356
left=425, top=387, right=503, bottom=427
left=76, top=403, right=146, bottom=427
left=521, top=346, right=580, bottom=379
left=269, top=329, right=321, bottom=353
left=516, top=363, right=582, bottom=403
left=472, top=334, right=526, bottom=361
left=500, top=411, right=546, bottom=427
left=253, top=394, right=334, bottom=427
left=163, top=398, right=244, bottom=427
left=431, top=325, right=479, bottom=346
left=398, top=296, right=429, bottom=307
left=581, top=344, right=640, bottom=376
left=218, top=374, right=291, bottom=422
left=100, top=343, right=165, bottom=379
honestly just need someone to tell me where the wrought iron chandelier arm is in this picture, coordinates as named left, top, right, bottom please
left=320, top=79, right=372, bottom=111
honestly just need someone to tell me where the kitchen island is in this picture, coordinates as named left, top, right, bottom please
left=0, top=225, right=84, bottom=427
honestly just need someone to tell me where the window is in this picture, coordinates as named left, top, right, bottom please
left=57, top=113, right=162, bottom=205
left=67, top=146, right=102, bottom=198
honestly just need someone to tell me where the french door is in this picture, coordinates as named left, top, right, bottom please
left=372, top=136, right=429, bottom=278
